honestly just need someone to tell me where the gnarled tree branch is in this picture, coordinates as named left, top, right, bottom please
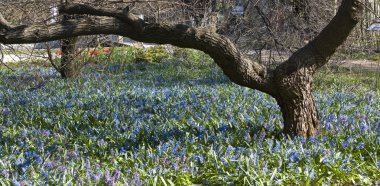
left=274, top=0, right=363, bottom=79
left=0, top=4, right=272, bottom=94
left=59, top=4, right=141, bottom=26
left=0, top=1, right=363, bottom=96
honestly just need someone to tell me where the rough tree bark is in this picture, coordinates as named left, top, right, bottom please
left=60, top=36, right=79, bottom=78
left=59, top=0, right=80, bottom=78
left=0, top=0, right=364, bottom=137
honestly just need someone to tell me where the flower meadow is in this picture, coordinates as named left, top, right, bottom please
left=0, top=51, right=379, bottom=185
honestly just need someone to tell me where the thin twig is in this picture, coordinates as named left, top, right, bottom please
left=254, top=5, right=287, bottom=62
left=0, top=44, right=15, bottom=71
left=45, top=42, right=60, bottom=71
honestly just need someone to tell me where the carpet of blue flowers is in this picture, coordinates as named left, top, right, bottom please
left=0, top=51, right=379, bottom=185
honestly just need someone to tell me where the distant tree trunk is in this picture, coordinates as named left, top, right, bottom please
left=59, top=0, right=80, bottom=79
left=60, top=36, right=79, bottom=78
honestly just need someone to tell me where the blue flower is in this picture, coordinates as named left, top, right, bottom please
left=309, top=137, right=316, bottom=143
left=358, top=142, right=365, bottom=149
left=277, top=167, right=283, bottom=173
left=133, top=172, right=141, bottom=186
left=288, top=151, right=300, bottom=162
left=341, top=138, right=351, bottom=149
left=11, top=179, right=21, bottom=186
left=199, top=126, right=205, bottom=132
left=42, top=171, right=49, bottom=178
left=171, top=144, right=179, bottom=156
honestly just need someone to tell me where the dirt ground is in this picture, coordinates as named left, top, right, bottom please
left=330, top=59, right=380, bottom=71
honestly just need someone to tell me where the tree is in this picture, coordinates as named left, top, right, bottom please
left=0, top=0, right=364, bottom=137
left=59, top=0, right=80, bottom=78
left=0, top=0, right=81, bottom=78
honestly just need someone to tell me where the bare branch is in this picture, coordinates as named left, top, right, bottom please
left=45, top=42, right=60, bottom=71
left=0, top=13, right=13, bottom=30
left=274, top=0, right=363, bottom=77
left=59, top=3, right=143, bottom=26
left=0, top=9, right=271, bottom=93
left=0, top=44, right=15, bottom=71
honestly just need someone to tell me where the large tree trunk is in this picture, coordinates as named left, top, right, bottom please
left=272, top=63, right=320, bottom=137
left=0, top=0, right=364, bottom=137
left=276, top=85, right=319, bottom=137
left=59, top=37, right=79, bottom=78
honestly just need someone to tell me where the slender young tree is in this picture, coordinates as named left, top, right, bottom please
left=0, top=0, right=364, bottom=137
